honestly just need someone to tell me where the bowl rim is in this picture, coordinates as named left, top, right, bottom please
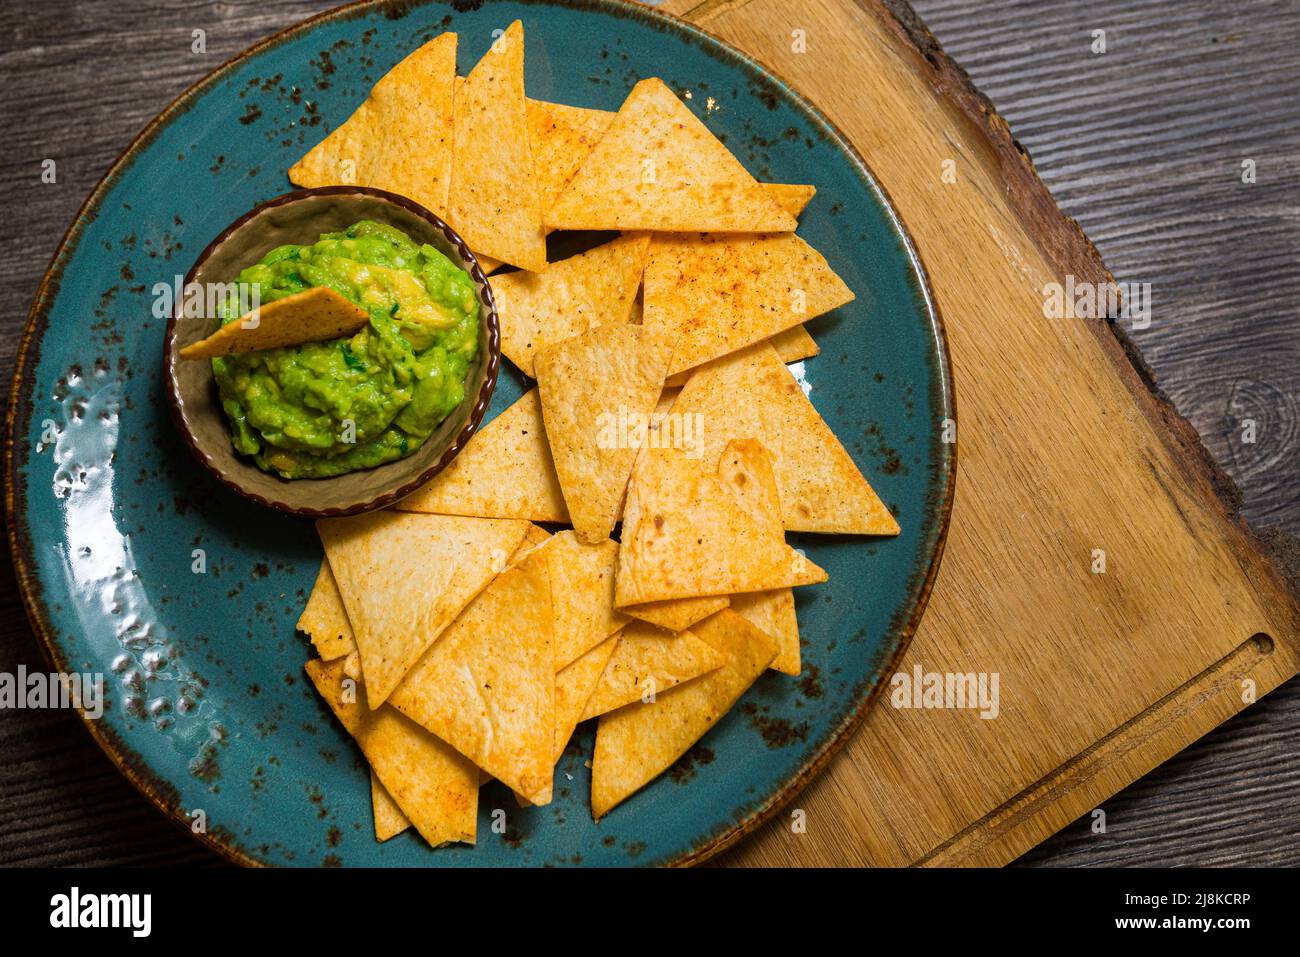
left=161, top=184, right=501, bottom=518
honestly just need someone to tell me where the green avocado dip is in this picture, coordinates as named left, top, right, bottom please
left=211, top=220, right=479, bottom=479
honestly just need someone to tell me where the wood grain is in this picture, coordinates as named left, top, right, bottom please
left=1, top=0, right=1297, bottom=867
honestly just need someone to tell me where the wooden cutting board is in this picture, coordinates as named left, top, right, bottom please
left=658, top=0, right=1300, bottom=866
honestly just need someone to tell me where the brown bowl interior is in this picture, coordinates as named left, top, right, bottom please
left=164, top=188, right=498, bottom=516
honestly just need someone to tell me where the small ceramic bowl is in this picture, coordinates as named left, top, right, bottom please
left=163, top=186, right=499, bottom=517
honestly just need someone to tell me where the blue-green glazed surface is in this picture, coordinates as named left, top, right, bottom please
left=6, top=0, right=953, bottom=866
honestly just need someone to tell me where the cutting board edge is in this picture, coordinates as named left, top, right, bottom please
left=917, top=632, right=1293, bottom=866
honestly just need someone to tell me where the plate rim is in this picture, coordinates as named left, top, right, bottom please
left=3, top=0, right=956, bottom=868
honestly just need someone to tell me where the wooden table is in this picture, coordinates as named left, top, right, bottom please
left=0, top=0, right=1296, bottom=866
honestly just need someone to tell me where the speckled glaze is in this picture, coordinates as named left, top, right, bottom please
left=164, top=186, right=501, bottom=517
left=5, top=0, right=954, bottom=867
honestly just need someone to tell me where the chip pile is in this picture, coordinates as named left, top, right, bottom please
left=292, top=22, right=899, bottom=848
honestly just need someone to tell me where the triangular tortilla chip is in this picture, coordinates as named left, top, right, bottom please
left=672, top=342, right=900, bottom=534
left=371, top=771, right=411, bottom=842
left=662, top=321, right=818, bottom=388
left=770, top=323, right=818, bottom=363
left=526, top=95, right=813, bottom=222
left=721, top=444, right=822, bottom=642
left=179, top=288, right=369, bottom=360
left=528, top=98, right=616, bottom=214
left=607, top=381, right=701, bottom=529
left=711, top=438, right=803, bottom=672
left=289, top=33, right=457, bottom=218
left=297, top=558, right=356, bottom=661
left=305, top=656, right=478, bottom=846
left=396, top=389, right=569, bottom=523
left=536, top=322, right=671, bottom=543
left=545, top=78, right=796, bottom=233
left=389, top=546, right=555, bottom=805
left=496, top=234, right=650, bottom=377
left=543, top=531, right=631, bottom=669
left=511, top=523, right=554, bottom=562
left=644, top=232, right=853, bottom=375
left=732, top=589, right=800, bottom=676
left=717, top=438, right=827, bottom=591
left=622, top=595, right=730, bottom=633
left=718, top=437, right=783, bottom=526
left=447, top=22, right=547, bottom=272
left=591, top=609, right=776, bottom=817
left=580, top=621, right=725, bottom=721
left=446, top=88, right=504, bottom=277
left=554, top=635, right=620, bottom=760
left=764, top=183, right=816, bottom=217
left=615, top=444, right=826, bottom=605
left=515, top=632, right=619, bottom=807
left=317, top=512, right=530, bottom=705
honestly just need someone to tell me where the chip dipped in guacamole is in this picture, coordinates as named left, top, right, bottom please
left=211, top=220, right=479, bottom=479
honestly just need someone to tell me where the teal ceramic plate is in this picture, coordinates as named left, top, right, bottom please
left=6, top=0, right=953, bottom=866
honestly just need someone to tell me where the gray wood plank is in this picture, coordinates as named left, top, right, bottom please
left=0, top=0, right=1296, bottom=867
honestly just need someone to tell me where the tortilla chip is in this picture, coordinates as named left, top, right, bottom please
left=545, top=78, right=796, bottom=233
left=447, top=22, right=546, bottom=272
left=622, top=595, right=730, bottom=633
left=647, top=383, right=678, bottom=418
left=289, top=33, right=457, bottom=218
left=514, top=632, right=619, bottom=807
left=580, top=621, right=725, bottom=721
left=663, top=322, right=818, bottom=387
left=317, top=512, right=530, bottom=706
left=526, top=94, right=813, bottom=222
left=389, top=546, right=555, bottom=805
left=396, top=389, right=569, bottom=523
left=731, top=589, right=800, bottom=676
left=771, top=323, right=818, bottom=362
left=713, top=438, right=802, bottom=673
left=604, top=380, right=693, bottom=470
left=502, top=525, right=553, bottom=743
left=715, top=441, right=817, bottom=666
left=178, top=288, right=369, bottom=360
left=615, top=444, right=826, bottom=605
left=305, top=656, right=478, bottom=846
left=475, top=253, right=503, bottom=274
left=554, top=635, right=620, bottom=759
left=764, top=182, right=816, bottom=217
left=535, top=322, right=672, bottom=543
left=644, top=232, right=853, bottom=375
left=591, top=609, right=777, bottom=817
left=718, top=437, right=783, bottom=526
left=672, top=342, right=900, bottom=534
left=543, top=531, right=631, bottom=669
left=297, top=558, right=356, bottom=661
left=528, top=98, right=615, bottom=214
left=496, top=234, right=650, bottom=377
left=511, top=523, right=554, bottom=562
left=371, top=772, right=411, bottom=842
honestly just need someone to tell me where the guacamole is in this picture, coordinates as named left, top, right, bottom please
left=211, top=221, right=478, bottom=479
